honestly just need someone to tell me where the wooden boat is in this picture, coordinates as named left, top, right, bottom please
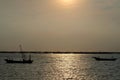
left=93, top=57, right=117, bottom=61
left=5, top=45, right=33, bottom=64
left=4, top=59, right=33, bottom=63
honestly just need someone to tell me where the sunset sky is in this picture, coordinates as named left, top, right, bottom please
left=0, top=0, right=120, bottom=51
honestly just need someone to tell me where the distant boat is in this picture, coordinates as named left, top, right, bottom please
left=5, top=45, right=33, bottom=64
left=93, top=57, right=117, bottom=61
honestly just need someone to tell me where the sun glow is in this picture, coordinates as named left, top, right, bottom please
left=55, top=0, right=86, bottom=9
left=62, top=0, right=74, bottom=4
left=58, top=0, right=77, bottom=8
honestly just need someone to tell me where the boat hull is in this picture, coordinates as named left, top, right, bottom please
left=5, top=59, right=33, bottom=64
left=93, top=57, right=117, bottom=61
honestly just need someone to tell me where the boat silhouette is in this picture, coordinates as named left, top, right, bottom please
left=93, top=57, right=117, bottom=61
left=5, top=45, right=33, bottom=64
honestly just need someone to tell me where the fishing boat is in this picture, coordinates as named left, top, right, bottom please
left=93, top=57, right=117, bottom=61
left=5, top=45, right=33, bottom=64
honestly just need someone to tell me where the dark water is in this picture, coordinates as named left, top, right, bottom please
left=0, top=53, right=120, bottom=80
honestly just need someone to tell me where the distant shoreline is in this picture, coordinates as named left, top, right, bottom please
left=0, top=51, right=119, bottom=54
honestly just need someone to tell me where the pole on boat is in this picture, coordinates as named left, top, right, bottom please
left=29, top=54, right=31, bottom=60
left=19, top=44, right=26, bottom=60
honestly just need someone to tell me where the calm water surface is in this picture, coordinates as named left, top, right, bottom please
left=0, top=53, right=120, bottom=80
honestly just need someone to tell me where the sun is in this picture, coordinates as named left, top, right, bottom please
left=55, top=0, right=85, bottom=9
left=62, top=0, right=74, bottom=4
left=59, top=0, right=76, bottom=7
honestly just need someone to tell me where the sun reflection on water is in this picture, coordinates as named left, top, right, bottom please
left=54, top=54, right=88, bottom=79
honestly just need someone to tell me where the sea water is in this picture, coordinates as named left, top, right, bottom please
left=0, top=53, right=120, bottom=80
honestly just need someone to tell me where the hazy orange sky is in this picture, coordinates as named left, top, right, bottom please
left=0, top=0, right=120, bottom=51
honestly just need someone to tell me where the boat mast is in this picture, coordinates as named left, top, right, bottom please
left=19, top=45, right=26, bottom=60
left=29, top=54, right=31, bottom=60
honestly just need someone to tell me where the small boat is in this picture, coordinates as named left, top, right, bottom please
left=4, top=59, right=33, bottom=63
left=5, top=45, right=33, bottom=64
left=93, top=57, right=117, bottom=61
